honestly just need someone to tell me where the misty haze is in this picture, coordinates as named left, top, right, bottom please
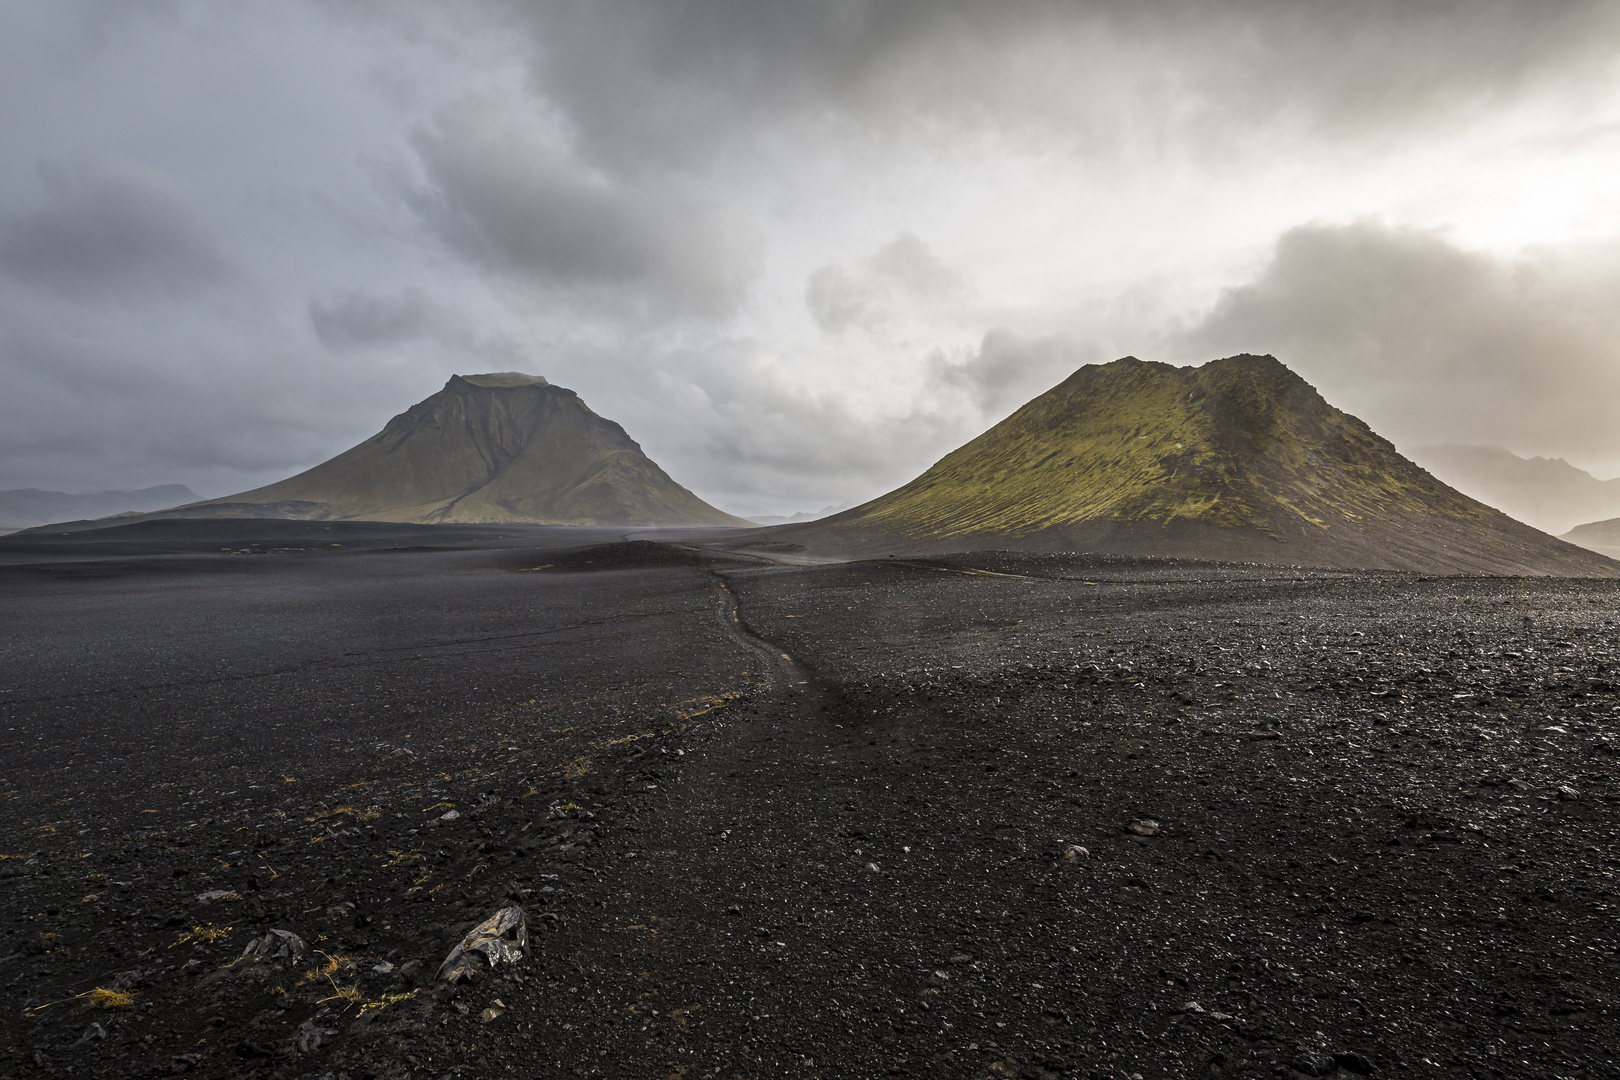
left=3, top=4, right=1619, bottom=1079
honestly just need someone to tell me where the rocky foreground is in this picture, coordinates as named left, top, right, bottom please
left=0, top=526, right=1617, bottom=1079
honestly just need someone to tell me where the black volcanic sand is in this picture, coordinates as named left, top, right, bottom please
left=1, top=523, right=1618, bottom=1080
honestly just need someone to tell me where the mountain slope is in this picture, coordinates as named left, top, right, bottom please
left=779, top=355, right=1615, bottom=575
left=184, top=373, right=747, bottom=527
left=1410, top=445, right=1620, bottom=536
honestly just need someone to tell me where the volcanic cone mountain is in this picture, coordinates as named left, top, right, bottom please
left=780, top=355, right=1616, bottom=575
left=184, top=373, right=747, bottom=527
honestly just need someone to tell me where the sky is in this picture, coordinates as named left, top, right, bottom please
left=4, top=0, right=1620, bottom=517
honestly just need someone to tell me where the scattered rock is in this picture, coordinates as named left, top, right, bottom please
left=1061, top=844, right=1089, bottom=861
left=1125, top=819, right=1160, bottom=837
left=1334, top=1051, right=1375, bottom=1074
left=1558, top=784, right=1581, bottom=801
left=440, top=809, right=461, bottom=822
left=438, top=905, right=528, bottom=983
left=105, top=970, right=145, bottom=992
left=81, top=1022, right=106, bottom=1042
left=295, top=1019, right=327, bottom=1054
left=1291, top=1050, right=1336, bottom=1076
left=480, top=998, right=506, bottom=1023
left=239, top=929, right=307, bottom=967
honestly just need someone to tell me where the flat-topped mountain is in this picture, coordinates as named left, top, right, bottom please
left=780, top=355, right=1616, bottom=575
left=179, top=373, right=747, bottom=527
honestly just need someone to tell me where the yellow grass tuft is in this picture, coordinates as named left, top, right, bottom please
left=359, top=989, right=418, bottom=1014
left=172, top=923, right=231, bottom=948
left=88, top=988, right=135, bottom=1010
left=318, top=984, right=365, bottom=1007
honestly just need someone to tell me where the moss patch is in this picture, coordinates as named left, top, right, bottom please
left=838, top=355, right=1486, bottom=540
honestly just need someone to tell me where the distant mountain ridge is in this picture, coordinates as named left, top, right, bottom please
left=770, top=355, right=1615, bottom=575
left=1561, top=519, right=1620, bottom=561
left=169, top=372, right=746, bottom=527
left=1410, top=445, right=1620, bottom=536
left=0, top=485, right=197, bottom=531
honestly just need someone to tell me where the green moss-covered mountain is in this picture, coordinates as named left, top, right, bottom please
left=788, top=355, right=1616, bottom=575
left=182, top=373, right=748, bottom=527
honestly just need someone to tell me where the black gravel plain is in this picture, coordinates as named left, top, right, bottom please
left=1, top=523, right=1617, bottom=1080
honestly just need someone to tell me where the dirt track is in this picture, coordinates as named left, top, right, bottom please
left=1, top=525, right=1617, bottom=1079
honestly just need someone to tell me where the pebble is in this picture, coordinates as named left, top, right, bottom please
left=1291, top=1051, right=1336, bottom=1076
left=1125, top=819, right=1160, bottom=837
left=1557, top=784, right=1580, bottom=801
left=1061, top=844, right=1090, bottom=861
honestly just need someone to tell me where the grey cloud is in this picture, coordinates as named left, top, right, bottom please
left=406, top=107, right=757, bottom=318
left=0, top=294, right=450, bottom=495
left=603, top=343, right=978, bottom=514
left=868, top=232, right=963, bottom=302
left=0, top=157, right=231, bottom=300
left=495, top=0, right=1620, bottom=169
left=806, top=231, right=965, bottom=334
left=805, top=265, right=871, bottom=335
left=928, top=329, right=1096, bottom=413
left=1178, top=222, right=1620, bottom=463
left=310, top=288, right=437, bottom=350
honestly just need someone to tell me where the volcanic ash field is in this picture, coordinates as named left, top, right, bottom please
left=1, top=526, right=1618, bottom=1079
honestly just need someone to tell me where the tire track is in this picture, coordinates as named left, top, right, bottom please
left=708, top=572, right=812, bottom=693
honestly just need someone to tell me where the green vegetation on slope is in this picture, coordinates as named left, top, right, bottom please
left=842, top=355, right=1486, bottom=539
left=192, top=374, right=747, bottom=527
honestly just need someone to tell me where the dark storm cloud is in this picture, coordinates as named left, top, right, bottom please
left=406, top=107, right=757, bottom=318
left=0, top=158, right=232, bottom=301
left=1180, top=223, right=1620, bottom=460
left=497, top=0, right=1620, bottom=168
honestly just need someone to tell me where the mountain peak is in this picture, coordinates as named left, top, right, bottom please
left=454, top=372, right=551, bottom=389
left=787, top=354, right=1614, bottom=575
left=181, top=376, right=744, bottom=527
